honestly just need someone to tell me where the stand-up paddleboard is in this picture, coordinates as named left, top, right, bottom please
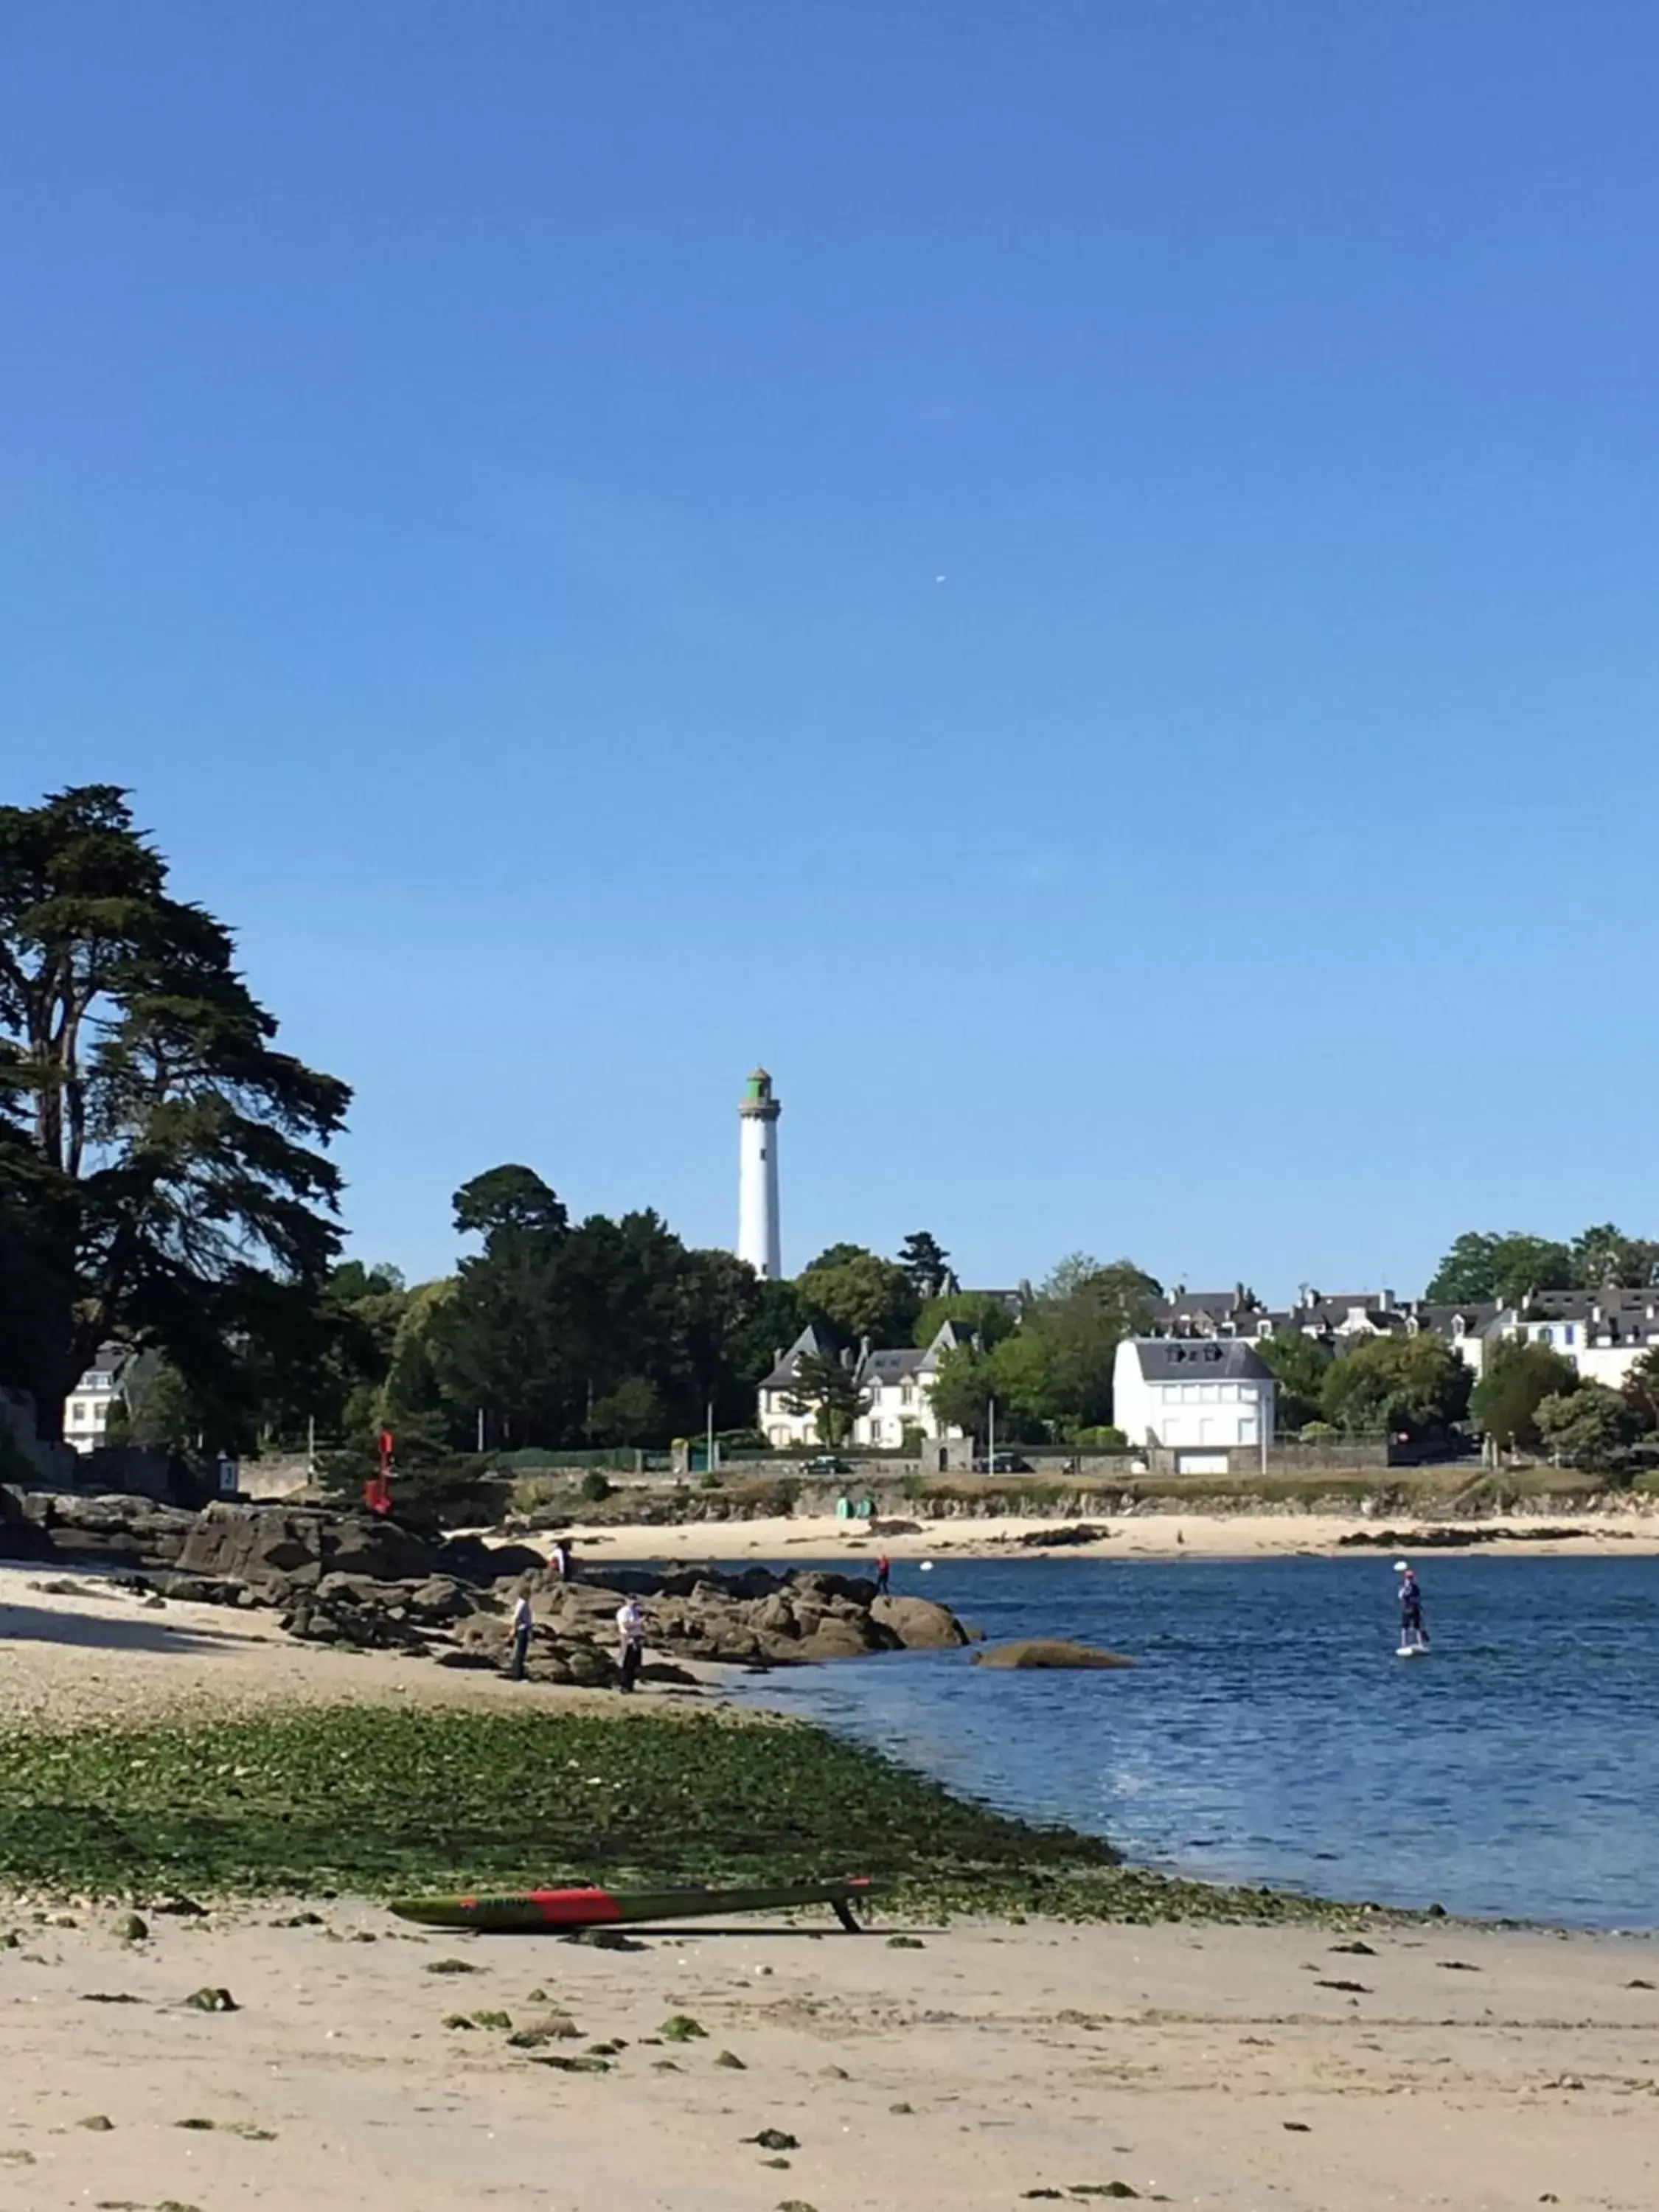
left=389, top=1876, right=876, bottom=1934
left=1395, top=1643, right=1430, bottom=1659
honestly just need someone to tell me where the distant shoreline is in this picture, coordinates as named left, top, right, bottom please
left=539, top=1505, right=1659, bottom=1567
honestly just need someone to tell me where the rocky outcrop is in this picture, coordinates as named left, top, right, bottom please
left=176, top=1503, right=448, bottom=1587
left=519, top=1565, right=952, bottom=1667
left=8, top=1489, right=195, bottom=1565
left=870, top=1593, right=969, bottom=1649
left=0, top=1486, right=59, bottom=1562
left=972, top=1638, right=1135, bottom=1670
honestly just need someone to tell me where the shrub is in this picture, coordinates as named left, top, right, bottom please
left=578, top=1470, right=613, bottom=1505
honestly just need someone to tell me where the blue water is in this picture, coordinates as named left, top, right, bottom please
left=732, top=1554, right=1659, bottom=1930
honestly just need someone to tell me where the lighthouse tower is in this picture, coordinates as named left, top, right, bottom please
left=737, top=1068, right=782, bottom=1281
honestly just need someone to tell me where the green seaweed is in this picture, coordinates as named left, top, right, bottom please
left=0, top=1706, right=1368, bottom=1927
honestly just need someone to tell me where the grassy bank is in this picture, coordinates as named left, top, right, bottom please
left=0, top=1705, right=1361, bottom=1927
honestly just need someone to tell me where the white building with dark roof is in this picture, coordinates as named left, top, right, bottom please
left=1113, top=1337, right=1276, bottom=1453
left=63, top=1343, right=133, bottom=1455
left=757, top=1321, right=975, bottom=1451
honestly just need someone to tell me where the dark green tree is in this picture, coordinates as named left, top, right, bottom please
left=104, top=1356, right=199, bottom=1453
left=1252, top=1330, right=1334, bottom=1433
left=897, top=1229, right=954, bottom=1303
left=1321, top=1335, right=1472, bottom=1440
left=1469, top=1338, right=1577, bottom=1449
left=913, top=1290, right=1016, bottom=1350
left=1570, top=1223, right=1659, bottom=1291
left=1536, top=1382, right=1639, bottom=1469
left=783, top=1349, right=869, bottom=1447
left=926, top=1340, right=995, bottom=1438
left=1425, top=1231, right=1572, bottom=1307
left=801, top=1242, right=870, bottom=1274
left=728, top=1276, right=810, bottom=1395
left=797, top=1251, right=919, bottom=1346
left=1624, top=1345, right=1659, bottom=1432
left=0, top=785, right=349, bottom=1436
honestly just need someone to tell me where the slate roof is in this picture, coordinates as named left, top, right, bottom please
left=1125, top=1338, right=1273, bottom=1382
left=757, top=1322, right=844, bottom=1393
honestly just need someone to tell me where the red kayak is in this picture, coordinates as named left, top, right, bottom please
left=390, top=1876, right=876, bottom=1933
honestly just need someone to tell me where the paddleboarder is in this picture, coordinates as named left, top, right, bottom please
left=1395, top=1559, right=1427, bottom=1649
left=616, top=1595, right=647, bottom=1693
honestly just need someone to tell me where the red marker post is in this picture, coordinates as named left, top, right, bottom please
left=364, top=1429, right=394, bottom=1515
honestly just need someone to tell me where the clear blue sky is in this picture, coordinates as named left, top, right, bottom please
left=6, top=2, right=1655, bottom=1301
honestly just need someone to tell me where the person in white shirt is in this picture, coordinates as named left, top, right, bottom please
left=509, top=1588, right=534, bottom=1681
left=615, top=1596, right=647, bottom=1693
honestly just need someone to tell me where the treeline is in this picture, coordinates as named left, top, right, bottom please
left=1425, top=1225, right=1659, bottom=1305
left=112, top=1199, right=978, bottom=1464
left=7, top=787, right=1658, bottom=1478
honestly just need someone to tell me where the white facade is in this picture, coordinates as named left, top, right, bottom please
left=757, top=1323, right=971, bottom=1451
left=1113, top=1338, right=1276, bottom=1450
left=737, top=1068, right=782, bottom=1281
left=63, top=1347, right=126, bottom=1455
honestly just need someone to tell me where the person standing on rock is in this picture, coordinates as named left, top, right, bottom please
left=874, top=1554, right=891, bottom=1597
left=509, top=1586, right=534, bottom=1680
left=551, top=1537, right=571, bottom=1580
left=615, top=1595, right=647, bottom=1692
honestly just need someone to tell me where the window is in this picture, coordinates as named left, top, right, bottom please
left=1539, top=1327, right=1554, bottom=1346
left=900, top=1385, right=913, bottom=1405
left=1564, top=1325, right=1576, bottom=1346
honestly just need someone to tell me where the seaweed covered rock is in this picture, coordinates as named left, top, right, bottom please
left=972, top=1639, right=1135, bottom=1670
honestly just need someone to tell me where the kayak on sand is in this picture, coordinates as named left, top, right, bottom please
left=389, top=1876, right=877, bottom=1933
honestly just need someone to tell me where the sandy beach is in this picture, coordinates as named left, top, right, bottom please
left=1, top=1890, right=1655, bottom=2211
left=549, top=1506, right=1659, bottom=1565
left=1, top=1564, right=1654, bottom=2210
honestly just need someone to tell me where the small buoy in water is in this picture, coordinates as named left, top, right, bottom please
left=919, top=1560, right=934, bottom=1573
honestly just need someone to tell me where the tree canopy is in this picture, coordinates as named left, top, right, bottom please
left=1425, top=1223, right=1658, bottom=1306
left=796, top=1249, right=919, bottom=1346
left=1251, top=1330, right=1333, bottom=1433
left=913, top=1290, right=1016, bottom=1350
left=1320, top=1335, right=1471, bottom=1441
left=1469, top=1338, right=1578, bottom=1448
left=1536, top=1382, right=1642, bottom=1470
left=897, top=1229, right=954, bottom=1303
left=0, top=785, right=349, bottom=1438
left=925, top=1253, right=1158, bottom=1444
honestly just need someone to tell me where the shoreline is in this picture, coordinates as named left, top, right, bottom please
left=538, top=1504, right=1659, bottom=1565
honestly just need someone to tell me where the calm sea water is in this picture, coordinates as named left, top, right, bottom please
left=731, top=1553, right=1659, bottom=1930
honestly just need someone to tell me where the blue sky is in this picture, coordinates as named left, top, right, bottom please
left=5, top=2, right=1655, bottom=1301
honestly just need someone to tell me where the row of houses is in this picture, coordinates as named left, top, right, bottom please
left=1151, top=1282, right=1659, bottom=1388
left=757, top=1281, right=1659, bottom=1455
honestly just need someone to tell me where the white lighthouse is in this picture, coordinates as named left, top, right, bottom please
left=737, top=1067, right=782, bottom=1281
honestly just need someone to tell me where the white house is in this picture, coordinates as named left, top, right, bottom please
left=1112, top=1337, right=1276, bottom=1453
left=756, top=1322, right=973, bottom=1451
left=63, top=1343, right=131, bottom=1455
